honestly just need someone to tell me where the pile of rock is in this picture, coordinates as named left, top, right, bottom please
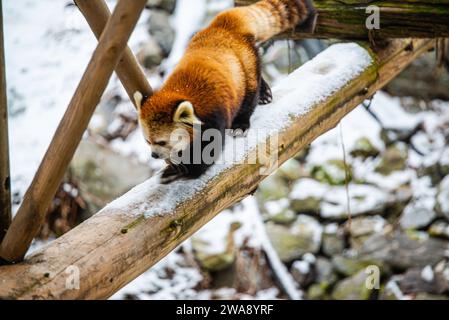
left=255, top=98, right=449, bottom=299
left=137, top=0, right=177, bottom=70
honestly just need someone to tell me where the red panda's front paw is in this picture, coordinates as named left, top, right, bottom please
left=259, top=77, right=273, bottom=105
left=160, top=164, right=184, bottom=184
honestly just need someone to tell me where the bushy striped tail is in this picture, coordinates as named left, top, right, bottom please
left=211, top=0, right=315, bottom=43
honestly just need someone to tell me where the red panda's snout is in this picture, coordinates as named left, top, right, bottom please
left=135, top=92, right=202, bottom=164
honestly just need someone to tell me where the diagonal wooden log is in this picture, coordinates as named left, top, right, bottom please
left=0, top=0, right=11, bottom=243
left=75, top=0, right=153, bottom=106
left=236, top=0, right=449, bottom=39
left=0, top=39, right=434, bottom=299
left=0, top=0, right=148, bottom=264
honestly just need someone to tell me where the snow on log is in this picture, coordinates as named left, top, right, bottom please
left=0, top=39, right=434, bottom=299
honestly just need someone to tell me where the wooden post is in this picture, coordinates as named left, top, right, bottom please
left=0, top=0, right=148, bottom=263
left=0, top=0, right=11, bottom=243
left=75, top=0, right=153, bottom=106
left=236, top=0, right=449, bottom=39
left=0, top=39, right=434, bottom=299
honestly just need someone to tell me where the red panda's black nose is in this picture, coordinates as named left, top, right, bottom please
left=152, top=152, right=160, bottom=159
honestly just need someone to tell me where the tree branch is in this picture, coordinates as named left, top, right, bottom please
left=236, top=0, right=449, bottom=39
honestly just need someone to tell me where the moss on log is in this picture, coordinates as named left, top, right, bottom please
left=236, top=0, right=449, bottom=39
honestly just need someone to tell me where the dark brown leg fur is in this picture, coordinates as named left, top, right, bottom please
left=259, top=76, right=272, bottom=105
left=232, top=85, right=259, bottom=131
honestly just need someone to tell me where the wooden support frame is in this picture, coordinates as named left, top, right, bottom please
left=75, top=0, right=153, bottom=106
left=0, top=0, right=11, bottom=243
left=237, top=0, right=449, bottom=39
left=0, top=39, right=434, bottom=299
left=0, top=0, right=148, bottom=263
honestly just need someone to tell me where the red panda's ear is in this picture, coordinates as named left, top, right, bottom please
left=173, top=101, right=203, bottom=126
left=133, top=91, right=144, bottom=114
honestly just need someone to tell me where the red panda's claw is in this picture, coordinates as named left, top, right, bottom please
left=230, top=128, right=248, bottom=138
left=259, top=77, right=273, bottom=105
left=259, top=95, right=273, bottom=105
left=160, top=164, right=184, bottom=184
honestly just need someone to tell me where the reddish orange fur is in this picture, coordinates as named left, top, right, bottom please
left=140, top=0, right=312, bottom=129
left=138, top=0, right=314, bottom=181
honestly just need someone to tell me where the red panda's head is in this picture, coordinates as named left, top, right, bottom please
left=134, top=91, right=203, bottom=162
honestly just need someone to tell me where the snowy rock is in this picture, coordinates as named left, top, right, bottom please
left=311, top=159, right=352, bottom=186
left=394, top=184, right=413, bottom=209
left=291, top=197, right=321, bottom=214
left=266, top=215, right=323, bottom=263
left=400, top=198, right=436, bottom=229
left=350, top=137, right=380, bottom=159
left=436, top=175, right=449, bottom=220
left=375, top=144, right=408, bottom=175
left=332, top=270, right=374, bottom=300
left=136, top=37, right=164, bottom=69
left=306, top=258, right=338, bottom=299
left=398, top=267, right=449, bottom=295
left=291, top=260, right=314, bottom=288
left=146, top=0, right=177, bottom=13
left=348, top=215, right=387, bottom=250
left=289, top=178, right=327, bottom=214
left=321, top=184, right=391, bottom=220
left=440, top=149, right=449, bottom=177
left=322, top=223, right=345, bottom=256
left=314, top=257, right=338, bottom=290
left=379, top=278, right=405, bottom=300
left=418, top=152, right=449, bottom=185
left=429, top=221, right=449, bottom=239
left=348, top=216, right=387, bottom=238
left=191, top=222, right=240, bottom=272
left=307, top=284, right=327, bottom=300
left=359, top=231, right=449, bottom=270
left=277, top=159, right=304, bottom=181
left=262, top=199, right=296, bottom=225
left=258, top=175, right=290, bottom=201
left=332, top=255, right=386, bottom=277
left=400, top=177, right=437, bottom=229
left=148, top=10, right=175, bottom=56
left=71, top=140, right=152, bottom=213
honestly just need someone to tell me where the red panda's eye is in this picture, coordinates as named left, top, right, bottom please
left=156, top=141, right=167, bottom=146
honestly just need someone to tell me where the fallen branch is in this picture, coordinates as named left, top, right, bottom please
left=0, top=39, right=434, bottom=299
left=242, top=198, right=302, bottom=300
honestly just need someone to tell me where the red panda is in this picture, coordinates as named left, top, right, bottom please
left=135, top=0, right=316, bottom=183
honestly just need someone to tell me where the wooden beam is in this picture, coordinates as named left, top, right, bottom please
left=0, top=0, right=11, bottom=243
left=0, top=39, right=434, bottom=299
left=0, top=0, right=148, bottom=263
left=74, top=0, right=153, bottom=107
left=236, top=0, right=449, bottom=39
